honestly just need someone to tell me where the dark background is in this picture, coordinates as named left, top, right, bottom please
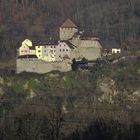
left=0, top=0, right=139, bottom=59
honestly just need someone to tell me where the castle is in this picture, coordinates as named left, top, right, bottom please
left=16, top=19, right=103, bottom=73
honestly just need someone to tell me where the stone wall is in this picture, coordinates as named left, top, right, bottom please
left=70, top=38, right=102, bottom=60
left=60, top=28, right=78, bottom=40
left=16, top=59, right=72, bottom=74
left=77, top=46, right=101, bottom=60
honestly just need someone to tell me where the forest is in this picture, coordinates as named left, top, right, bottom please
left=0, top=0, right=140, bottom=59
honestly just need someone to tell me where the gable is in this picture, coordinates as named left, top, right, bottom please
left=22, top=39, right=32, bottom=47
left=60, top=19, right=77, bottom=28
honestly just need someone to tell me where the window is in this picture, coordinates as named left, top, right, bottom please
left=60, top=49, right=61, bottom=52
left=50, top=50, right=53, bottom=53
left=66, top=49, right=68, bottom=51
left=63, top=49, right=65, bottom=51
left=38, top=50, right=41, bottom=52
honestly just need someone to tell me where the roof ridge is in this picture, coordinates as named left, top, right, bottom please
left=60, top=19, right=77, bottom=28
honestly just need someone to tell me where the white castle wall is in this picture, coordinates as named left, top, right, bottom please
left=16, top=59, right=72, bottom=74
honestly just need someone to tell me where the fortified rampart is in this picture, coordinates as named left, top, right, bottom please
left=16, top=19, right=103, bottom=74
left=16, top=59, right=72, bottom=74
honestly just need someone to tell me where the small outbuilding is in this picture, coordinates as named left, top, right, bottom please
left=101, top=40, right=121, bottom=56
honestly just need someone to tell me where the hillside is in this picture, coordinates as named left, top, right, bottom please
left=0, top=57, right=140, bottom=139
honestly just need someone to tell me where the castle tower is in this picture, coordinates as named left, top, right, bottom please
left=60, top=19, right=78, bottom=40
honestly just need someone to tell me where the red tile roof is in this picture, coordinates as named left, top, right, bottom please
left=60, top=19, right=77, bottom=28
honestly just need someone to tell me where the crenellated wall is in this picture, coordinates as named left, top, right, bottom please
left=60, top=27, right=78, bottom=40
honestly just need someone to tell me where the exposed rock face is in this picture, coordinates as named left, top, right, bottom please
left=0, top=87, right=4, bottom=97
left=29, top=89, right=36, bottom=99
left=133, top=90, right=140, bottom=97
left=128, top=89, right=140, bottom=103
left=7, top=81, right=12, bottom=87
left=0, top=77, right=4, bottom=85
left=97, top=78, right=118, bottom=103
left=23, top=82, right=28, bottom=90
left=138, top=69, right=140, bottom=74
